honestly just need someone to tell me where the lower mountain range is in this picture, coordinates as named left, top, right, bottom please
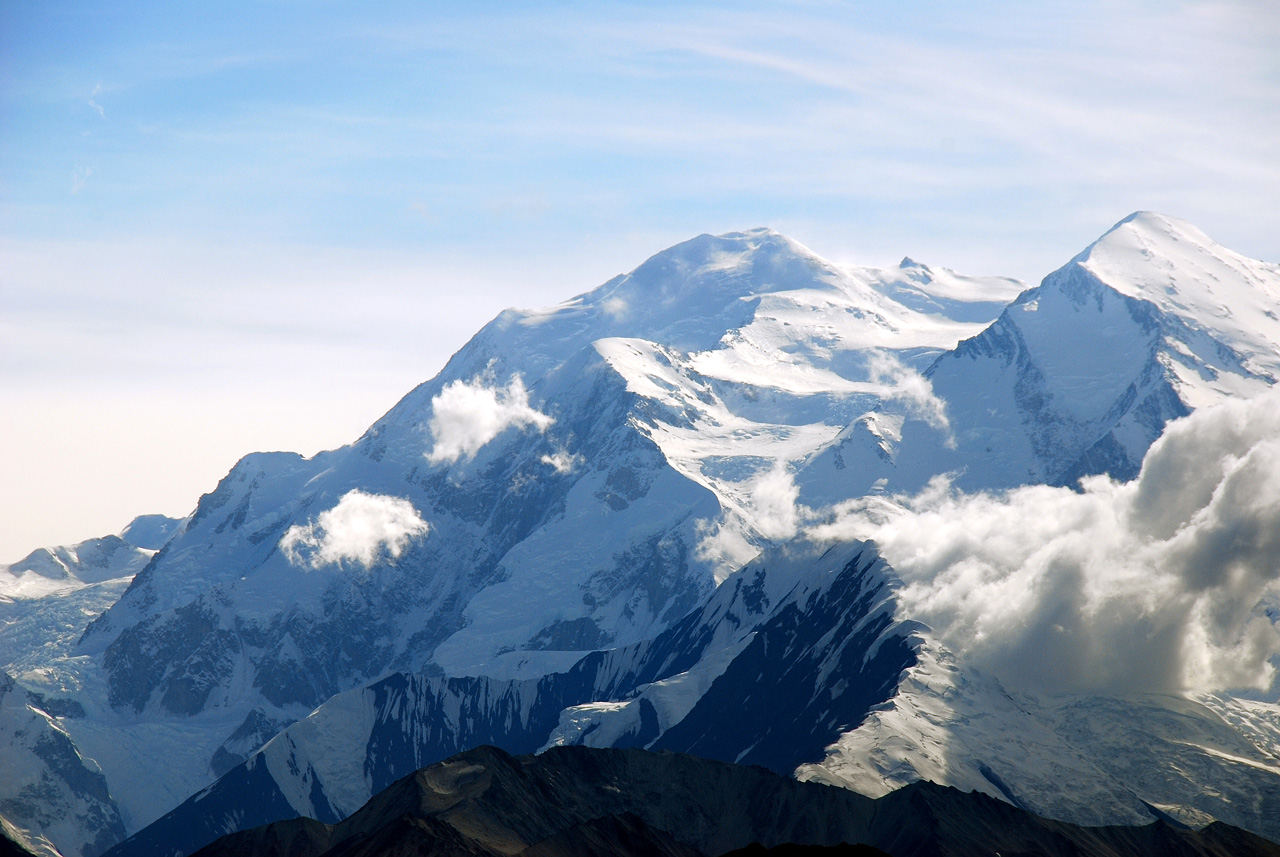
left=172, top=746, right=1280, bottom=857
left=3, top=213, right=1279, bottom=857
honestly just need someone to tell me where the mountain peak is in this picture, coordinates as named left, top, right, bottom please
left=1051, top=211, right=1280, bottom=389
left=1088, top=210, right=1215, bottom=256
left=623, top=227, right=831, bottom=287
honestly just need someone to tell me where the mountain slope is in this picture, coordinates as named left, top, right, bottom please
left=7, top=215, right=1280, bottom=855
left=188, top=746, right=1280, bottom=857
left=103, top=540, right=915, bottom=857
left=0, top=672, right=125, bottom=857
left=799, top=641, right=1280, bottom=840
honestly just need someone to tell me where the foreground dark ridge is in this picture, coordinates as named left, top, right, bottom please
left=185, top=746, right=1277, bottom=857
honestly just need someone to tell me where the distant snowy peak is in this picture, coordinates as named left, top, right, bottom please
left=896, top=212, right=1280, bottom=491
left=1, top=528, right=168, bottom=602
left=118, top=515, right=185, bottom=552
left=2, top=515, right=183, bottom=597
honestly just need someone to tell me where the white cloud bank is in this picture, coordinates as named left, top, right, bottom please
left=427, top=375, right=554, bottom=464
left=280, top=490, right=428, bottom=569
left=812, top=389, right=1280, bottom=695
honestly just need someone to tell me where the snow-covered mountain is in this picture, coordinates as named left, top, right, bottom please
left=5, top=213, right=1280, bottom=857
left=1, top=516, right=184, bottom=691
left=0, top=518, right=184, bottom=857
left=800, top=641, right=1280, bottom=837
left=24, top=229, right=1018, bottom=833
left=107, top=535, right=1280, bottom=856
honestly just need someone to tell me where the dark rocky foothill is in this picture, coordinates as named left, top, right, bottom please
left=185, top=746, right=1280, bottom=857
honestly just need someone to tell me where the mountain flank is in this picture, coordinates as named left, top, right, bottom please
left=185, top=746, right=1279, bottom=857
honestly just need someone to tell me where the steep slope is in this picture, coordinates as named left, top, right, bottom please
left=191, top=746, right=1280, bottom=857
left=10, top=215, right=1280, bottom=855
left=110, top=535, right=1280, bottom=854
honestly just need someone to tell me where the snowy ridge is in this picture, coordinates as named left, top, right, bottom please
left=1, top=517, right=182, bottom=710
left=800, top=211, right=1280, bottom=498
left=2, top=538, right=153, bottom=601
left=1077, top=212, right=1280, bottom=397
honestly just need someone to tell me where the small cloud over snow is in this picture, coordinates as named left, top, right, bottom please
left=427, top=375, right=553, bottom=464
left=602, top=296, right=629, bottom=319
left=748, top=462, right=801, bottom=541
left=695, top=515, right=761, bottom=584
left=867, top=350, right=953, bottom=444
left=541, top=449, right=582, bottom=474
left=280, top=489, right=428, bottom=569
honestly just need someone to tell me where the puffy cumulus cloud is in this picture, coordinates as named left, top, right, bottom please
left=811, top=390, right=1280, bottom=695
left=280, top=490, right=428, bottom=569
left=866, top=350, right=953, bottom=443
left=427, top=375, right=553, bottom=464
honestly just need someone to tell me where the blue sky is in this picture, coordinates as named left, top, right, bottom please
left=2, top=0, right=1279, bottom=558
